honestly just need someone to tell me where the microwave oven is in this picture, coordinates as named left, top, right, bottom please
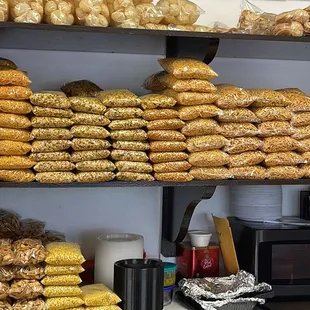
left=229, top=217, right=310, bottom=299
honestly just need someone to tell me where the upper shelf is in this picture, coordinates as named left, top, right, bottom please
left=1, top=179, right=310, bottom=188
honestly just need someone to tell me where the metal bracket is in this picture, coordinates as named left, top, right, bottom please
left=166, top=36, right=220, bottom=64
left=161, top=186, right=216, bottom=257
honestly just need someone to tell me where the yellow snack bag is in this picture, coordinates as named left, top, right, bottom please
left=46, top=297, right=84, bottom=310
left=41, top=275, right=82, bottom=286
left=44, top=285, right=82, bottom=297
left=81, top=284, right=121, bottom=307
left=44, top=265, right=85, bottom=276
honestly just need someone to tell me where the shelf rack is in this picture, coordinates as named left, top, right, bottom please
left=1, top=22, right=310, bottom=256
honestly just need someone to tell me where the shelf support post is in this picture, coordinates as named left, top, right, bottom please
left=161, top=185, right=216, bottom=257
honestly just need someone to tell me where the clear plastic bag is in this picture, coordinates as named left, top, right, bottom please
left=110, top=129, right=147, bottom=141
left=9, top=280, right=43, bottom=299
left=291, top=112, right=310, bottom=127
left=0, top=239, right=14, bottom=266
left=0, top=128, right=31, bottom=142
left=147, top=119, right=184, bottom=130
left=136, top=3, right=162, bottom=25
left=177, top=105, right=221, bottom=120
left=278, top=90, right=310, bottom=112
left=149, top=151, right=188, bottom=163
left=41, top=275, right=82, bottom=286
left=186, top=135, right=228, bottom=153
left=72, top=138, right=111, bottom=151
left=111, top=149, right=148, bottom=162
left=76, top=171, right=114, bottom=182
left=0, top=86, right=32, bottom=100
left=13, top=239, right=47, bottom=265
left=258, top=121, right=295, bottom=137
left=44, top=265, right=84, bottom=276
left=249, top=89, right=287, bottom=107
left=31, top=128, right=72, bottom=140
left=142, top=109, right=179, bottom=121
left=292, top=125, right=310, bottom=140
left=76, top=160, right=115, bottom=172
left=35, top=172, right=76, bottom=183
left=62, top=80, right=102, bottom=97
left=223, top=137, right=262, bottom=155
left=0, top=100, right=32, bottom=115
left=0, top=211, right=20, bottom=239
left=217, top=108, right=259, bottom=123
left=72, top=113, right=110, bottom=126
left=34, top=161, right=75, bottom=172
left=149, top=141, right=186, bottom=152
left=157, top=0, right=202, bottom=26
left=111, top=140, right=149, bottom=151
left=297, top=138, right=310, bottom=152
left=115, top=161, right=152, bottom=173
left=188, top=150, right=230, bottom=167
left=45, top=242, right=85, bottom=265
left=161, top=89, right=219, bottom=106
left=75, top=0, right=109, bottom=27
left=43, top=230, right=66, bottom=245
left=46, top=297, right=84, bottom=310
left=274, top=21, right=304, bottom=37
left=140, top=94, right=176, bottom=110
left=253, top=107, right=292, bottom=122
left=181, top=119, right=219, bottom=137
left=230, top=166, right=267, bottom=180
left=147, top=130, right=185, bottom=141
left=13, top=265, right=45, bottom=280
left=0, top=113, right=31, bottom=129
left=19, top=219, right=45, bottom=240
left=71, top=150, right=110, bottom=162
left=105, top=107, right=143, bottom=120
left=143, top=71, right=165, bottom=91
left=109, top=119, right=147, bottom=130
left=268, top=166, right=303, bottom=180
left=0, top=169, right=35, bottom=182
left=263, top=136, right=298, bottom=153
left=31, top=116, right=73, bottom=128
left=154, top=172, right=193, bottom=182
left=220, top=122, right=258, bottom=138
left=12, top=299, right=46, bottom=310
left=44, top=286, right=82, bottom=298
left=32, top=140, right=71, bottom=152
left=0, top=70, right=31, bottom=87
left=10, top=0, right=44, bottom=23
left=0, top=281, right=9, bottom=300
left=276, top=9, right=309, bottom=25
left=229, top=151, right=266, bottom=168
left=116, top=172, right=154, bottom=181
left=29, top=152, right=70, bottom=161
left=300, top=165, right=310, bottom=178
left=157, top=73, right=217, bottom=93
left=0, top=58, right=17, bottom=70
left=32, top=107, right=73, bottom=118
left=82, top=284, right=121, bottom=307
left=215, top=84, right=255, bottom=109
left=30, top=92, right=70, bottom=109
left=153, top=161, right=191, bottom=173
left=0, top=266, right=13, bottom=281
left=71, top=125, right=109, bottom=139
left=265, top=152, right=304, bottom=167
left=0, top=141, right=31, bottom=155
left=190, top=167, right=231, bottom=180
left=0, top=156, right=35, bottom=169
left=97, top=89, right=139, bottom=107
left=144, top=22, right=167, bottom=30
left=70, top=97, right=106, bottom=115
left=44, top=0, right=74, bottom=25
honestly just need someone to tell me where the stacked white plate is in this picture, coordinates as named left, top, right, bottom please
left=230, top=185, right=282, bottom=221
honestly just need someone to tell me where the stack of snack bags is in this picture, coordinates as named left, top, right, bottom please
left=81, top=283, right=121, bottom=310
left=30, top=91, right=75, bottom=183
left=250, top=89, right=303, bottom=180
left=0, top=58, right=35, bottom=182
left=42, top=242, right=85, bottom=310
left=99, top=89, right=153, bottom=182
left=216, top=85, right=263, bottom=179
left=277, top=88, right=310, bottom=178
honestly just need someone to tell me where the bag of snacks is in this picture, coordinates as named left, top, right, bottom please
left=190, top=167, right=232, bottom=180
left=143, top=71, right=165, bottom=91
left=0, top=70, right=31, bottom=87
left=181, top=119, right=219, bottom=136
left=34, top=161, right=75, bottom=172
left=148, top=130, right=185, bottom=141
left=0, top=169, right=35, bottom=182
left=158, top=58, right=216, bottom=79
left=72, top=138, right=110, bottom=151
left=70, top=97, right=106, bottom=115
left=230, top=166, right=268, bottom=180
left=105, top=107, right=142, bottom=120
left=45, top=0, right=74, bottom=25
left=0, top=211, right=20, bottom=239
left=276, top=9, right=309, bottom=24
left=292, top=125, right=310, bottom=140
left=45, top=265, right=84, bottom=276
left=268, top=166, right=303, bottom=180
left=30, top=152, right=70, bottom=162
left=153, top=161, right=191, bottom=173
left=72, top=113, right=110, bottom=126
left=0, top=141, right=31, bottom=155
left=297, top=138, right=310, bottom=152
left=223, top=137, right=262, bottom=154
left=253, top=107, right=292, bottom=122
left=32, top=107, right=73, bottom=118
left=76, top=0, right=110, bottom=27
left=32, top=140, right=71, bottom=153
left=149, top=141, right=186, bottom=152
left=115, top=161, right=152, bottom=173
left=0, top=0, right=9, bottom=22
left=177, top=105, right=221, bottom=120
left=30, top=92, right=70, bottom=109
left=9, top=280, right=43, bottom=299
left=44, top=285, right=82, bottom=298
left=41, top=275, right=82, bottom=286
left=154, top=172, right=193, bottom=182
left=0, top=240, right=14, bottom=266
left=265, top=152, right=304, bottom=167
left=109, top=119, right=147, bottom=130
left=12, top=299, right=46, bottom=310
left=0, top=281, right=9, bottom=299
left=291, top=112, right=310, bottom=127
left=278, top=91, right=310, bottom=112
left=43, top=230, right=66, bottom=245
left=19, top=219, right=45, bottom=240
left=215, top=85, right=255, bottom=108
left=149, top=152, right=188, bottom=163
left=45, top=242, right=85, bottom=265
left=82, top=284, right=121, bottom=307
left=110, top=150, right=148, bottom=162
left=62, top=80, right=102, bottom=97
left=275, top=21, right=304, bottom=36
left=147, top=119, right=184, bottom=130
left=263, top=136, right=298, bottom=153
left=46, top=297, right=84, bottom=310
left=35, top=172, right=75, bottom=183
left=229, top=151, right=266, bottom=168
left=0, top=58, right=17, bottom=70
left=0, top=266, right=14, bottom=281
left=116, top=172, right=154, bottom=181
left=71, top=150, right=110, bottom=162
left=142, top=109, right=178, bottom=121
left=9, top=0, right=44, bottom=23
left=13, top=239, right=47, bottom=265
left=76, top=160, right=115, bottom=172
left=0, top=86, right=32, bottom=100
left=31, top=128, right=72, bottom=140
left=0, top=128, right=31, bottom=142
left=189, top=150, right=229, bottom=167
left=140, top=94, right=176, bottom=110
left=0, top=156, right=35, bottom=169
left=0, top=113, right=31, bottom=129
left=110, top=129, right=147, bottom=141
left=13, top=265, right=45, bottom=280
left=0, top=300, right=11, bottom=309
left=186, top=135, right=228, bottom=153
left=258, top=121, right=295, bottom=137
left=71, top=125, right=109, bottom=139
left=0, top=100, right=32, bottom=114
left=136, top=3, right=162, bottom=25
left=97, top=89, right=139, bottom=107
left=76, top=171, right=115, bottom=183
left=220, top=122, right=258, bottom=138
left=31, top=116, right=74, bottom=128
left=217, top=108, right=259, bottom=123
left=249, top=89, right=287, bottom=107
left=112, top=141, right=149, bottom=152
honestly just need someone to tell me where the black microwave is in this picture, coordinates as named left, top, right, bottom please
left=229, top=217, right=310, bottom=299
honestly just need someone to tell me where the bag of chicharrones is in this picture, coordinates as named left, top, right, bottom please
left=12, top=299, right=46, bottom=310
left=136, top=3, right=163, bottom=25
left=9, top=0, right=44, bottom=23
left=107, top=0, right=140, bottom=28
left=0, top=210, right=21, bottom=239
left=0, top=0, right=8, bottom=21
left=75, top=0, right=110, bottom=27
left=44, top=0, right=75, bottom=25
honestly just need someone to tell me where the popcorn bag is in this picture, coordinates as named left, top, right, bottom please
left=10, top=0, right=44, bottom=23
left=44, top=0, right=75, bottom=25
